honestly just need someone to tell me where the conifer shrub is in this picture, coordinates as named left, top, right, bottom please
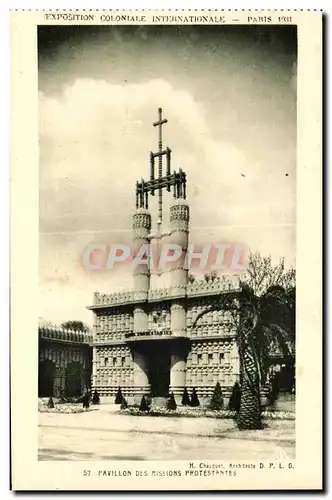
left=190, top=387, right=200, bottom=407
left=167, top=392, right=177, bottom=411
left=92, top=390, right=100, bottom=405
left=47, top=397, right=55, bottom=409
left=228, top=381, right=241, bottom=412
left=115, top=387, right=123, bottom=404
left=83, top=393, right=90, bottom=409
left=181, top=387, right=190, bottom=406
left=120, top=397, right=128, bottom=410
left=139, top=395, right=150, bottom=412
left=209, top=382, right=224, bottom=410
left=267, top=375, right=279, bottom=406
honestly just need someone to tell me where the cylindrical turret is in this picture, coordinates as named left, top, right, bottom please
left=169, top=199, right=189, bottom=401
left=169, top=198, right=190, bottom=297
left=132, top=208, right=151, bottom=332
left=132, top=208, right=151, bottom=300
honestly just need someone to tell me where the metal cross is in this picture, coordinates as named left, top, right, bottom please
left=153, top=108, right=168, bottom=227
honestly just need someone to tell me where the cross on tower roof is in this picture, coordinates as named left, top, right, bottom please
left=153, top=107, right=168, bottom=142
left=153, top=107, right=168, bottom=133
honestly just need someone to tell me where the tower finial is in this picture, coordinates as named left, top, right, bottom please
left=153, top=107, right=168, bottom=226
left=134, top=108, right=187, bottom=225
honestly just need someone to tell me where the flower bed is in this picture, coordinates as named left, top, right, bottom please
left=262, top=410, right=295, bottom=420
left=38, top=402, right=95, bottom=414
left=120, top=407, right=295, bottom=420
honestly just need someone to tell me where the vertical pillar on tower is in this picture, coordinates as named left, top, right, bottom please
left=132, top=207, right=151, bottom=300
left=130, top=107, right=191, bottom=404
left=168, top=198, right=190, bottom=403
left=169, top=198, right=190, bottom=297
left=132, top=208, right=151, bottom=400
left=132, top=207, right=151, bottom=322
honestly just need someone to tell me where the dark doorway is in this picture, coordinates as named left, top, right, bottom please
left=269, top=356, right=295, bottom=394
left=278, top=361, right=295, bottom=393
left=148, top=347, right=170, bottom=397
left=39, top=360, right=56, bottom=397
left=65, top=362, right=83, bottom=397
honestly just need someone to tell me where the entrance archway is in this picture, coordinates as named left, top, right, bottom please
left=39, top=360, right=56, bottom=397
left=148, top=346, right=170, bottom=397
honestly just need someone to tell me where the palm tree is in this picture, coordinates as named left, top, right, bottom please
left=193, top=268, right=295, bottom=430
left=235, top=283, right=294, bottom=429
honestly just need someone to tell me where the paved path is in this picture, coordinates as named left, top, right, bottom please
left=38, top=405, right=295, bottom=461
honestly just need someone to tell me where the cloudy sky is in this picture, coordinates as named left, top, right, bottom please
left=38, top=25, right=297, bottom=325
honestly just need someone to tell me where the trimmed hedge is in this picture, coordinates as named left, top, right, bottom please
left=82, top=393, right=90, bottom=409
left=190, top=388, right=200, bottom=407
left=228, top=381, right=241, bottom=412
left=92, top=390, right=100, bottom=405
left=120, top=397, right=128, bottom=410
left=209, top=382, right=224, bottom=410
left=167, top=392, right=177, bottom=411
left=47, top=397, right=55, bottom=409
left=139, top=395, right=150, bottom=412
left=115, top=387, right=123, bottom=404
left=181, top=388, right=190, bottom=406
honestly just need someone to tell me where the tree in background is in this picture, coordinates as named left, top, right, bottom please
left=241, top=251, right=295, bottom=297
left=60, top=320, right=90, bottom=332
left=39, top=317, right=53, bottom=328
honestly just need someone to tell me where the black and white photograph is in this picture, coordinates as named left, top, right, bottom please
left=10, top=10, right=322, bottom=491
left=38, top=21, right=296, bottom=461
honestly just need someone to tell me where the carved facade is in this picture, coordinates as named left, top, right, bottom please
left=89, top=274, right=242, bottom=404
left=38, top=325, right=92, bottom=397
left=88, top=175, right=242, bottom=404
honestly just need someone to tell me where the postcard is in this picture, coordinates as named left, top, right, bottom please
left=10, top=9, right=322, bottom=490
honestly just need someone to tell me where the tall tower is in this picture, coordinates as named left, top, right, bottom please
left=132, top=108, right=189, bottom=403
